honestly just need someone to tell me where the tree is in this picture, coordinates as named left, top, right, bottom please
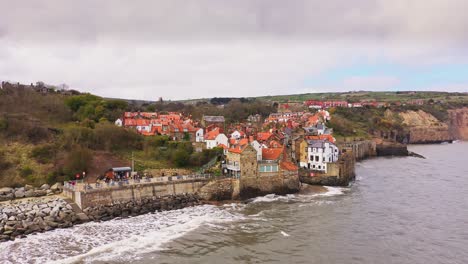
left=173, top=149, right=190, bottom=167
left=63, top=146, right=93, bottom=176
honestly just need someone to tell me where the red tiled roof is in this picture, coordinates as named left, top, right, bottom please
left=238, top=138, right=249, bottom=146
left=218, top=143, right=229, bottom=149
left=228, top=145, right=246, bottom=154
left=306, top=134, right=336, bottom=143
left=257, top=132, right=272, bottom=141
left=269, top=140, right=282, bottom=148
left=136, top=119, right=150, bottom=126
left=262, top=147, right=283, bottom=160
left=205, top=128, right=220, bottom=140
left=280, top=161, right=298, bottom=171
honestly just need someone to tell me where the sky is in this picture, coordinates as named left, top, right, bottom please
left=1, top=0, right=468, bottom=100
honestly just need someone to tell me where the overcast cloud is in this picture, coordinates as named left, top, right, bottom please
left=1, top=0, right=467, bottom=100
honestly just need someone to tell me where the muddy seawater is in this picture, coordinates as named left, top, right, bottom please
left=1, top=142, right=467, bottom=264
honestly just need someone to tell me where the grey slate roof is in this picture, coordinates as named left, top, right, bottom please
left=203, top=116, right=225, bottom=122
left=307, top=139, right=326, bottom=148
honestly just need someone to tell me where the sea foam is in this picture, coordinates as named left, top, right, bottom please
left=0, top=205, right=242, bottom=264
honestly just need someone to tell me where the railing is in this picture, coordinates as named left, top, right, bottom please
left=63, top=174, right=214, bottom=192
left=258, top=160, right=278, bottom=164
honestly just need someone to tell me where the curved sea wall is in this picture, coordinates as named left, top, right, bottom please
left=83, top=194, right=202, bottom=221
left=0, top=193, right=202, bottom=242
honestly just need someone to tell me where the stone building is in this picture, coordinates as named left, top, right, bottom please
left=201, top=115, right=225, bottom=129
left=224, top=145, right=300, bottom=199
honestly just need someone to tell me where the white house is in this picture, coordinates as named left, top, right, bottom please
left=115, top=118, right=123, bottom=127
left=204, top=128, right=229, bottom=149
left=195, top=128, right=204, bottom=142
left=250, top=140, right=263, bottom=161
left=231, top=130, right=244, bottom=140
left=206, top=133, right=229, bottom=149
left=306, top=140, right=339, bottom=172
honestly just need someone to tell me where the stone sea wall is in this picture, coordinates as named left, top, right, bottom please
left=0, top=197, right=85, bottom=242
left=83, top=194, right=201, bottom=221
left=300, top=151, right=356, bottom=187
left=338, top=140, right=376, bottom=161
left=0, top=193, right=202, bottom=242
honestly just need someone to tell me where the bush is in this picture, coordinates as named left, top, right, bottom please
left=20, top=166, right=34, bottom=177
left=0, top=117, right=7, bottom=131
left=31, top=144, right=57, bottom=164
left=173, top=149, right=190, bottom=167
left=63, top=146, right=93, bottom=176
left=0, top=151, right=11, bottom=170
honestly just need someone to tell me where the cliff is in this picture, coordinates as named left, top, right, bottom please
left=448, top=107, right=468, bottom=140
left=399, top=110, right=454, bottom=143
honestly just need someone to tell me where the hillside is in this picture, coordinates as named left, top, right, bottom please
left=0, top=83, right=139, bottom=187
left=1, top=81, right=467, bottom=187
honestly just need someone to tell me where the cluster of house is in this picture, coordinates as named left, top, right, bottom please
left=304, top=99, right=430, bottom=109
left=304, top=100, right=389, bottom=109
left=115, top=112, right=200, bottom=140
left=116, top=109, right=341, bottom=176
left=221, top=109, right=340, bottom=177
left=264, top=110, right=330, bottom=129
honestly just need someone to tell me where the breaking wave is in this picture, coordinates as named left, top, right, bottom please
left=0, top=205, right=243, bottom=264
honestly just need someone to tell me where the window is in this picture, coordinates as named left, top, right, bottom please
left=272, top=165, right=278, bottom=172
left=318, top=165, right=321, bottom=169
left=315, top=156, right=319, bottom=162
left=312, top=165, right=316, bottom=168
left=323, top=157, right=325, bottom=162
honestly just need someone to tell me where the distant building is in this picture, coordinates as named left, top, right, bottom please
left=195, top=128, right=204, bottom=142
left=202, top=115, right=225, bottom=128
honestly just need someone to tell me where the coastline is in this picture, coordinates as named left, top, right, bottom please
left=1, top=140, right=463, bottom=243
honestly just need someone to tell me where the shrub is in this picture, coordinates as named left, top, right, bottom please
left=31, top=144, right=57, bottom=164
left=63, top=146, right=93, bottom=176
left=173, top=149, right=190, bottom=167
left=0, top=151, right=11, bottom=170
left=20, top=166, right=34, bottom=177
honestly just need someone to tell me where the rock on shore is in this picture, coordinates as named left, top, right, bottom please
left=0, top=193, right=202, bottom=242
left=0, top=183, right=63, bottom=201
left=0, top=197, right=83, bottom=242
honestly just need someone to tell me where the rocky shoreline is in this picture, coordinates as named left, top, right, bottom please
left=0, top=183, right=63, bottom=202
left=0, top=193, right=201, bottom=242
left=0, top=197, right=84, bottom=242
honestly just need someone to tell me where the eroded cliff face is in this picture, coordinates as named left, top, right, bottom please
left=399, top=110, right=454, bottom=143
left=448, top=108, right=468, bottom=140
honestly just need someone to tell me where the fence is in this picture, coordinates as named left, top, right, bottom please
left=63, top=174, right=214, bottom=192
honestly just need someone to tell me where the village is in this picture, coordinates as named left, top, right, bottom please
left=112, top=101, right=351, bottom=185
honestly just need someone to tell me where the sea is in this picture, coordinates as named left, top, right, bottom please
left=1, top=142, right=467, bottom=264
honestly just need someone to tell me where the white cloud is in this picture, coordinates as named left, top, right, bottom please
left=1, top=0, right=468, bottom=99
